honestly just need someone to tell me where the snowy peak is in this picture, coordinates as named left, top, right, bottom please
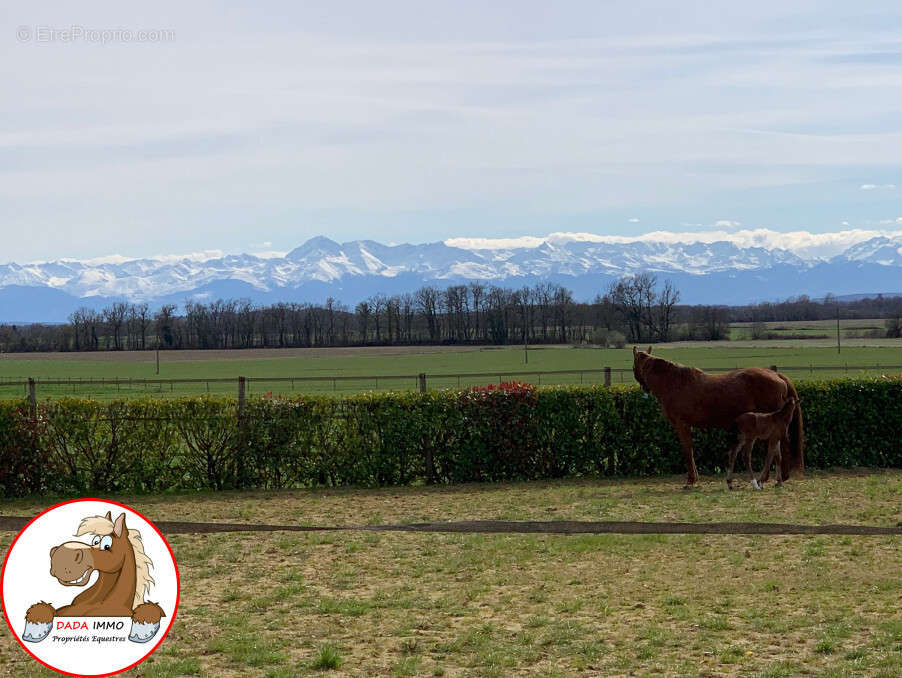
left=834, top=235, right=902, bottom=266
left=2, top=230, right=902, bottom=318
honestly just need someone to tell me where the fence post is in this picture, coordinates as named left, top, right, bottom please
left=236, top=376, right=247, bottom=488
left=418, top=373, right=427, bottom=393
left=28, top=378, right=36, bottom=414
left=604, top=367, right=611, bottom=387
left=26, top=377, right=40, bottom=493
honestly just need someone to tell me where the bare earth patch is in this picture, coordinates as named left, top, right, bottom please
left=2, top=471, right=901, bottom=677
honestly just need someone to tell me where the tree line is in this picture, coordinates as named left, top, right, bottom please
left=1, top=276, right=900, bottom=353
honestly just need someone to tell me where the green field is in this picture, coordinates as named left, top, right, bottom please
left=2, top=342, right=902, bottom=400
left=729, top=318, right=891, bottom=340
left=2, top=471, right=901, bottom=677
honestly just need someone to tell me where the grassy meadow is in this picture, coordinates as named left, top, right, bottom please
left=1, top=340, right=902, bottom=400
left=2, top=471, right=901, bottom=677
left=729, top=318, right=893, bottom=341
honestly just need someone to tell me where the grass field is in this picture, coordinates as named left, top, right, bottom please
left=2, top=471, right=901, bottom=676
left=729, top=319, right=891, bottom=341
left=2, top=341, right=902, bottom=400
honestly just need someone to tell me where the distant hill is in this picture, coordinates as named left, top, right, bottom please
left=3, top=231, right=902, bottom=321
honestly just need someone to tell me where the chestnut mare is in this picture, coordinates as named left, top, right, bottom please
left=632, top=346, right=804, bottom=486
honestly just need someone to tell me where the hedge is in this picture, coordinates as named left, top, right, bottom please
left=0, top=378, right=899, bottom=497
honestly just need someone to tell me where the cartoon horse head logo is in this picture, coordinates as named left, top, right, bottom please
left=22, top=511, right=165, bottom=644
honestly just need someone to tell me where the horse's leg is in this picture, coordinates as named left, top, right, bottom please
left=23, top=602, right=55, bottom=643
left=725, top=436, right=745, bottom=489
left=759, top=437, right=771, bottom=483
left=673, top=420, right=698, bottom=486
left=778, top=433, right=790, bottom=482
left=773, top=439, right=784, bottom=487
left=745, top=441, right=761, bottom=490
left=758, top=439, right=777, bottom=489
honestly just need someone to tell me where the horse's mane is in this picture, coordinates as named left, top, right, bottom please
left=76, top=515, right=155, bottom=609
left=642, top=354, right=700, bottom=382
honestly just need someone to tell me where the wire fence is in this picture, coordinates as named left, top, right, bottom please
left=1, top=363, right=901, bottom=401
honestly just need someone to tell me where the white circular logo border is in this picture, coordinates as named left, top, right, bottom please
left=1, top=498, right=181, bottom=677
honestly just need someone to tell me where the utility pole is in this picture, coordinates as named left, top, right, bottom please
left=156, top=344, right=160, bottom=374
left=836, top=302, right=841, bottom=354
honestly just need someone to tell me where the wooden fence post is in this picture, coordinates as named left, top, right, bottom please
left=417, top=372, right=435, bottom=482
left=28, top=378, right=36, bottom=413
left=604, top=367, right=611, bottom=387
left=26, top=377, right=40, bottom=492
left=236, top=376, right=247, bottom=488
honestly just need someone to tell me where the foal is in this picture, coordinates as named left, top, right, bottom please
left=726, top=397, right=798, bottom=490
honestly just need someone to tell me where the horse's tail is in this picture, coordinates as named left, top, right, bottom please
left=778, top=374, right=804, bottom=478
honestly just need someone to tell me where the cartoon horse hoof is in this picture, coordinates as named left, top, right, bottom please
left=22, top=620, right=53, bottom=643
left=129, top=602, right=165, bottom=643
left=22, top=603, right=55, bottom=643
left=128, top=621, right=160, bottom=643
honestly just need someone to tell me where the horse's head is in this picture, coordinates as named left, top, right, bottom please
left=49, top=512, right=130, bottom=587
left=632, top=345, right=654, bottom=392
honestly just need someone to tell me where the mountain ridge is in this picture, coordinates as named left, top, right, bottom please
left=3, top=231, right=902, bottom=322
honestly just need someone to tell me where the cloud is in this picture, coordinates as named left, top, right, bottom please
left=714, top=220, right=742, bottom=228
left=860, top=183, right=896, bottom=190
left=60, top=250, right=226, bottom=266
left=841, top=221, right=850, bottom=226
left=628, top=217, right=640, bottom=223
left=446, top=236, right=547, bottom=250
left=446, top=228, right=900, bottom=259
left=6, top=4, right=902, bottom=263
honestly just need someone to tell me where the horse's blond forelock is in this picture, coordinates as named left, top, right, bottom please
left=74, top=514, right=156, bottom=608
left=76, top=515, right=114, bottom=537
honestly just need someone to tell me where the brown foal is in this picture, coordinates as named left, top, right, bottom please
left=726, top=397, right=799, bottom=490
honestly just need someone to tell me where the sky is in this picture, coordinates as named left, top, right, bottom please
left=3, top=1, right=902, bottom=263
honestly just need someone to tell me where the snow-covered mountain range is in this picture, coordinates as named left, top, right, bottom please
left=3, top=230, right=902, bottom=322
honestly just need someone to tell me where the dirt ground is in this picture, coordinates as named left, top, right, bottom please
left=1, top=471, right=901, bottom=677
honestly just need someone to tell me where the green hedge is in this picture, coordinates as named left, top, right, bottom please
left=1, top=378, right=899, bottom=497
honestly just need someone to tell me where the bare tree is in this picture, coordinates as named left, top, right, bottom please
left=552, top=285, right=573, bottom=343
left=468, top=282, right=485, bottom=342
left=400, top=292, right=415, bottom=342
left=609, top=273, right=680, bottom=343
left=653, top=280, right=680, bottom=342
left=415, top=286, right=440, bottom=342
left=103, top=302, right=129, bottom=350
left=369, top=294, right=387, bottom=343
left=355, top=301, right=371, bottom=344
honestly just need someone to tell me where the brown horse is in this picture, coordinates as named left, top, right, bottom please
left=726, top=397, right=798, bottom=490
left=632, top=346, right=804, bottom=486
left=23, top=512, right=165, bottom=644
